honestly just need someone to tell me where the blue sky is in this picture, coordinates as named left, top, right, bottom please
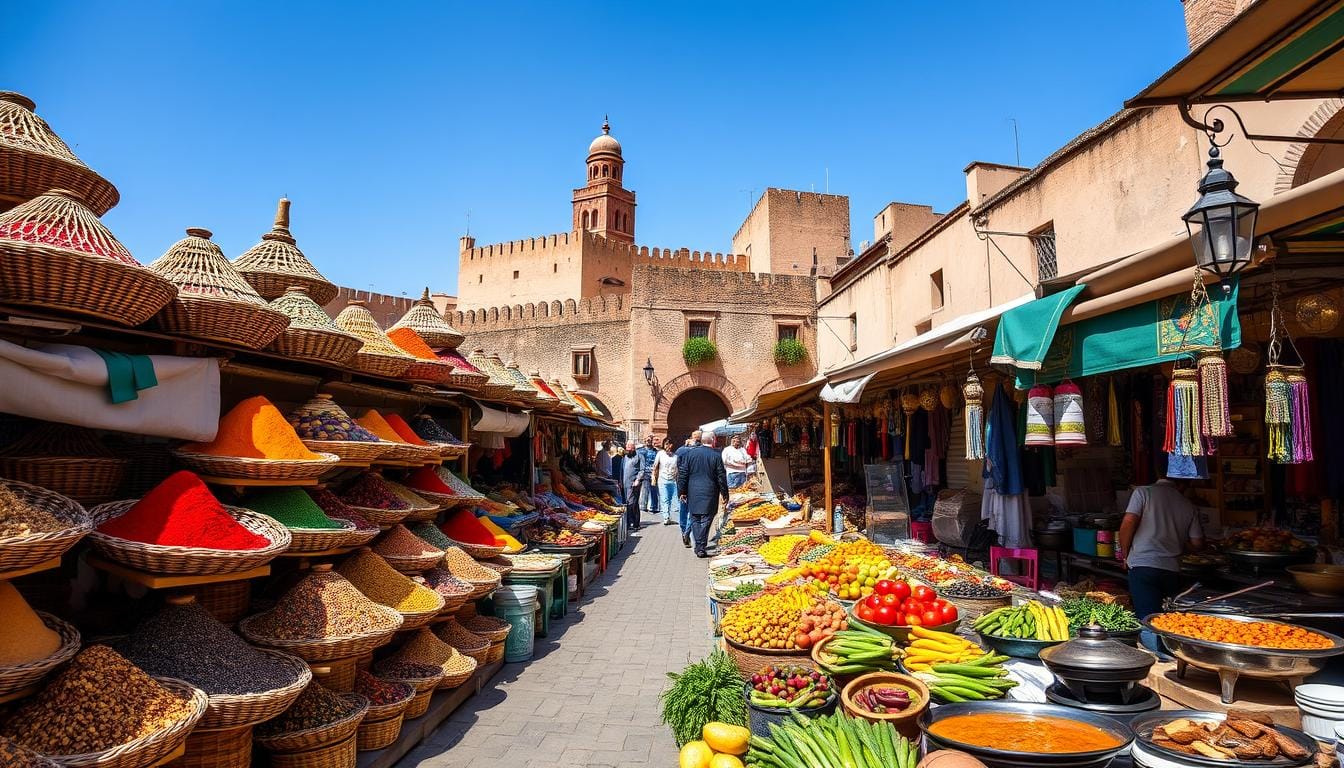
left=6, top=2, right=1189, bottom=298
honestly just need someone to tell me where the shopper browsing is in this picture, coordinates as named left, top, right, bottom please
left=651, top=437, right=679, bottom=526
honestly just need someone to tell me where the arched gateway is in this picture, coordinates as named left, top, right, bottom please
left=651, top=371, right=744, bottom=442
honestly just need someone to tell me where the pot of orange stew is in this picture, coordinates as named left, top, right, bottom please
left=918, top=701, right=1134, bottom=768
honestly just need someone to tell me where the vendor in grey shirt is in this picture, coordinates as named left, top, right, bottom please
left=1118, top=478, right=1203, bottom=653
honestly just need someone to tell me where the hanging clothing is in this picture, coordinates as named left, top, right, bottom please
left=984, top=384, right=1024, bottom=496
left=981, top=482, right=1031, bottom=549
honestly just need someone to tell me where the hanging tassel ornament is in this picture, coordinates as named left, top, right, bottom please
left=963, top=372, right=985, bottom=460
left=919, top=387, right=938, bottom=412
left=900, top=390, right=919, bottom=459
left=1287, top=369, right=1313, bottom=463
left=1053, top=380, right=1087, bottom=446
left=1198, top=351, right=1233, bottom=437
left=1024, top=384, right=1055, bottom=446
left=1265, top=366, right=1291, bottom=462
left=1165, top=368, right=1203, bottom=456
left=1107, top=378, right=1123, bottom=447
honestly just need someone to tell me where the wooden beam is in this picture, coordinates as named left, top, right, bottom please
left=823, top=400, right=834, bottom=532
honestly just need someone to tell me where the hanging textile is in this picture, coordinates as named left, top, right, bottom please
left=984, top=383, right=1024, bottom=496
left=991, top=284, right=1087, bottom=370
left=1107, top=379, right=1123, bottom=446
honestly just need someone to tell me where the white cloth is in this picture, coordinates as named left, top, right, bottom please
left=653, top=449, right=678, bottom=484
left=981, top=484, right=1031, bottom=549
left=0, top=339, right=220, bottom=441
left=721, top=445, right=751, bottom=472
left=1124, top=479, right=1202, bottom=571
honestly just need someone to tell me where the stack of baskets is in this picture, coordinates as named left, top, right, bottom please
left=385, top=326, right=454, bottom=385
left=0, top=422, right=127, bottom=505
left=434, top=348, right=489, bottom=392
left=148, top=227, right=290, bottom=348
left=0, top=90, right=119, bottom=214
left=388, top=288, right=465, bottom=350
left=267, top=287, right=362, bottom=366
left=441, top=547, right=502, bottom=599
left=465, top=349, right=524, bottom=400
left=488, top=353, right=541, bottom=402
left=374, top=664, right=444, bottom=720
left=288, top=395, right=396, bottom=464
left=433, top=619, right=491, bottom=666
left=86, top=499, right=290, bottom=575
left=333, top=301, right=415, bottom=378
left=255, top=690, right=368, bottom=768
left=459, top=613, right=512, bottom=665
left=354, top=679, right=415, bottom=752
left=0, top=189, right=176, bottom=326
left=0, top=479, right=91, bottom=575
left=232, top=197, right=338, bottom=304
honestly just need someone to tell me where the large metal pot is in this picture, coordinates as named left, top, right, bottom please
left=918, top=700, right=1133, bottom=768
left=1039, top=625, right=1156, bottom=703
left=1033, top=527, right=1071, bottom=551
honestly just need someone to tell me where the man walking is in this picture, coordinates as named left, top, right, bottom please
left=678, top=431, right=729, bottom=558
left=673, top=430, right=701, bottom=547
left=637, top=434, right=658, bottom=520
left=721, top=434, right=752, bottom=489
left=1118, top=477, right=1204, bottom=654
left=621, top=441, right=643, bottom=533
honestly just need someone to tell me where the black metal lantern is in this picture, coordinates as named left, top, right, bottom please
left=642, top=357, right=655, bottom=385
left=1183, top=145, right=1259, bottom=284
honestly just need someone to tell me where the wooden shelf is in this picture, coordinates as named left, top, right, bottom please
left=277, top=546, right=358, bottom=561
left=197, top=475, right=320, bottom=488
left=0, top=556, right=62, bottom=582
left=86, top=554, right=271, bottom=589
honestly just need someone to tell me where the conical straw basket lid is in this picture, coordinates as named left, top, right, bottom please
left=466, top=349, right=516, bottom=387
left=438, top=349, right=484, bottom=375
left=335, top=301, right=416, bottom=359
left=149, top=227, right=270, bottom=305
left=233, top=198, right=338, bottom=304
left=500, top=359, right=540, bottom=395
left=0, top=189, right=141, bottom=267
left=0, top=92, right=119, bottom=215
left=271, top=286, right=355, bottom=334
left=389, top=288, right=465, bottom=350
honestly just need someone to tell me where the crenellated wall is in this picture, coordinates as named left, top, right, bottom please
left=452, top=292, right=632, bottom=331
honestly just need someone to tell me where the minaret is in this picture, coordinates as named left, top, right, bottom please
left=572, top=117, right=636, bottom=243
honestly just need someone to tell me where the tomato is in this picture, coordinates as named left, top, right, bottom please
left=880, top=594, right=899, bottom=608
left=921, top=609, right=942, bottom=626
left=905, top=614, right=923, bottom=627
left=874, top=579, right=897, bottom=596
left=901, top=598, right=920, bottom=614
left=874, top=605, right=898, bottom=626
left=932, top=598, right=948, bottom=609
left=939, top=603, right=959, bottom=623
left=912, top=585, right=935, bottom=602
left=894, top=612, right=907, bottom=626
left=864, top=594, right=883, bottom=611
left=856, top=604, right=876, bottom=623
left=890, top=581, right=912, bottom=602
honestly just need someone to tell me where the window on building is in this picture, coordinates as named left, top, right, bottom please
left=777, top=324, right=799, bottom=342
left=581, top=211, right=589, bottom=229
left=915, top=319, right=933, bottom=336
left=930, top=269, right=944, bottom=310
left=512, top=270, right=519, bottom=280
left=848, top=313, right=857, bottom=351
left=1034, top=225, right=1058, bottom=282
left=688, top=320, right=712, bottom=339
left=603, top=164, right=609, bottom=177
left=571, top=350, right=592, bottom=380
left=553, top=263, right=558, bottom=273
left=478, top=275, right=483, bottom=284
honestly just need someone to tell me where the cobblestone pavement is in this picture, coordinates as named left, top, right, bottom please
left=399, top=514, right=712, bottom=768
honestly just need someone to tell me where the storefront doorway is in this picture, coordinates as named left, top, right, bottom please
left=664, top=387, right=729, bottom=445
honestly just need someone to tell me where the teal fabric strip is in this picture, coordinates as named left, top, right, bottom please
left=990, top=284, right=1087, bottom=370
left=129, top=353, right=158, bottom=391
left=92, top=349, right=160, bottom=404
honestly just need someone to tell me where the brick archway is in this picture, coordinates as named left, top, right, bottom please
left=652, top=371, right=744, bottom=434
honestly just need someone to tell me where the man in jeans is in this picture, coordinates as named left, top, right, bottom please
left=1118, top=477, right=1204, bottom=654
left=673, top=430, right=701, bottom=547
left=636, top=434, right=658, bottom=518
left=620, top=441, right=643, bottom=532
left=721, top=434, right=751, bottom=489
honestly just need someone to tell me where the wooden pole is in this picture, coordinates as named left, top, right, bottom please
left=459, top=407, right=470, bottom=477
left=823, top=400, right=834, bottom=533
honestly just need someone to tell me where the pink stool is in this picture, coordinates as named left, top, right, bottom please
left=910, top=521, right=934, bottom=543
left=990, top=546, right=1040, bottom=591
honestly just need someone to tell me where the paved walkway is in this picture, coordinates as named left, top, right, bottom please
left=399, top=515, right=712, bottom=768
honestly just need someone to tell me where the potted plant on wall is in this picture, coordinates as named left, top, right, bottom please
left=773, top=337, right=807, bottom=366
left=682, top=337, right=717, bottom=366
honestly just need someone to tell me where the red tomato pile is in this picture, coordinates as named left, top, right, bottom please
left=853, top=580, right=958, bottom=627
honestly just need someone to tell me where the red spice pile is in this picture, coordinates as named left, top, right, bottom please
left=440, top=508, right=496, bottom=547
left=382, top=413, right=427, bottom=446
left=97, top=471, right=271, bottom=549
left=405, top=466, right=454, bottom=495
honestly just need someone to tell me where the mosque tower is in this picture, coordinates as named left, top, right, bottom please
left=572, top=117, right=636, bottom=243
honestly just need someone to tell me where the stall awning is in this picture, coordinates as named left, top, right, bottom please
left=701, top=418, right=751, bottom=436
left=469, top=401, right=531, bottom=437
left=577, top=415, right=616, bottom=430
left=728, top=375, right=826, bottom=423
left=1127, top=0, right=1344, bottom=107
left=990, top=284, right=1086, bottom=370
left=820, top=373, right=875, bottom=404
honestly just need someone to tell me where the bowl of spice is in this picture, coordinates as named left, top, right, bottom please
left=353, top=671, right=414, bottom=750
left=239, top=487, right=358, bottom=553
left=0, top=734, right=58, bottom=768
left=117, top=595, right=312, bottom=730
left=408, top=415, right=470, bottom=459
left=432, top=466, right=485, bottom=501
left=433, top=618, right=491, bottom=666
left=415, top=566, right=475, bottom=614
left=255, top=681, right=368, bottom=753
left=385, top=327, right=454, bottom=386
left=174, top=396, right=340, bottom=480
left=0, top=582, right=81, bottom=698
left=238, top=564, right=403, bottom=662
left=356, top=410, right=437, bottom=464
left=287, top=394, right=397, bottom=464
left=88, top=471, right=291, bottom=575
left=307, top=489, right=379, bottom=547
left=338, top=549, right=446, bottom=630
left=441, top=546, right=503, bottom=599
left=379, top=628, right=477, bottom=690
left=339, top=472, right=413, bottom=527
left=402, top=465, right=460, bottom=506
left=383, top=480, right=441, bottom=522
left=0, top=478, right=92, bottom=573
left=0, top=645, right=208, bottom=768
left=439, top=508, right=506, bottom=559
left=371, top=524, right=445, bottom=574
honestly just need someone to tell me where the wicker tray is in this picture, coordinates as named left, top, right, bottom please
left=343, top=526, right=380, bottom=548
left=344, top=504, right=411, bottom=527
left=155, top=292, right=291, bottom=350
left=199, top=649, right=312, bottom=730
left=723, top=636, right=812, bottom=681
left=40, top=677, right=208, bottom=768
left=299, top=440, right=392, bottom=464
left=381, top=550, right=444, bottom=574
left=444, top=371, right=485, bottom=391
left=0, top=479, right=92, bottom=573
left=88, top=501, right=291, bottom=575
left=349, top=351, right=411, bottom=379
left=269, top=326, right=362, bottom=366
left=285, top=520, right=359, bottom=554
left=238, top=605, right=403, bottom=663
left=407, top=488, right=457, bottom=507
left=376, top=442, right=440, bottom=464
left=255, top=693, right=368, bottom=753
left=403, top=360, right=454, bottom=386
left=0, top=611, right=80, bottom=697
left=445, top=537, right=505, bottom=559
left=0, top=455, right=126, bottom=506
left=475, top=557, right=515, bottom=579
left=171, top=450, right=341, bottom=481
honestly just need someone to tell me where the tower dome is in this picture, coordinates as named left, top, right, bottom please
left=587, top=117, right=622, bottom=158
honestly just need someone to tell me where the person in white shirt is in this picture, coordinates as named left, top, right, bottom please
left=721, top=434, right=751, bottom=489
left=1118, top=478, right=1204, bottom=654
left=651, top=437, right=680, bottom=526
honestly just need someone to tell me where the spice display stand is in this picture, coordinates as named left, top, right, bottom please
left=197, top=475, right=320, bottom=489
left=1145, top=660, right=1302, bottom=728
left=85, top=553, right=271, bottom=590
left=0, top=556, right=61, bottom=582
left=353, top=659, right=503, bottom=768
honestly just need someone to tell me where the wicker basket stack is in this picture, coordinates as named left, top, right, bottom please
left=287, top=394, right=397, bottom=464
left=465, top=349, right=526, bottom=401
left=385, top=326, right=454, bottom=385
left=333, top=301, right=416, bottom=378
left=488, top=353, right=541, bottom=402
left=267, top=287, right=362, bottom=366
left=0, top=190, right=177, bottom=326
left=389, top=288, right=465, bottom=350
left=148, top=228, right=291, bottom=348
left=0, top=422, right=127, bottom=505
left=525, top=371, right=567, bottom=412
left=87, top=501, right=292, bottom=575
left=434, top=348, right=488, bottom=392
left=256, top=690, right=368, bottom=768
left=0, top=91, right=118, bottom=215
left=233, top=198, right=338, bottom=304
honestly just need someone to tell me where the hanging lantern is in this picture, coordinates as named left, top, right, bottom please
left=1265, top=366, right=1291, bottom=463
left=939, top=381, right=958, bottom=410
left=963, top=372, right=985, bottom=460
left=919, top=387, right=938, bottom=412
left=1286, top=369, right=1313, bottom=464
left=1198, top=351, right=1233, bottom=438
left=1183, top=145, right=1260, bottom=286
left=1053, top=380, right=1086, bottom=446
left=900, top=390, right=920, bottom=459
left=1024, top=384, right=1055, bottom=446
left=1165, top=368, right=1203, bottom=456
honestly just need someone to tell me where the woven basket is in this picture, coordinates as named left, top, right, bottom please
left=0, top=190, right=176, bottom=326
left=270, top=733, right=356, bottom=768
left=334, top=302, right=416, bottom=378
left=435, top=651, right=477, bottom=690
left=0, top=92, right=119, bottom=215
left=380, top=550, right=444, bottom=575
left=475, top=558, right=515, bottom=580
left=445, top=537, right=505, bottom=559
left=405, top=487, right=455, bottom=507
left=0, top=611, right=80, bottom=697
left=199, top=649, right=312, bottom=730
left=149, top=227, right=291, bottom=348
left=460, top=615, right=511, bottom=644
left=398, top=598, right=447, bottom=631
left=385, top=482, right=440, bottom=517
left=193, top=579, right=252, bottom=625
left=375, top=669, right=442, bottom=698
left=0, top=479, right=91, bottom=573
left=389, top=288, right=464, bottom=350
left=403, top=359, right=454, bottom=385
left=402, top=688, right=433, bottom=719
left=87, top=501, right=290, bottom=575
left=267, top=287, right=360, bottom=365
left=171, top=449, right=341, bottom=481
left=943, top=592, right=1012, bottom=620
left=343, top=504, right=411, bottom=527
left=374, top=442, right=439, bottom=464
left=39, top=677, right=208, bottom=768
left=286, top=519, right=359, bottom=554
left=233, top=198, right=338, bottom=304
left=0, top=423, right=127, bottom=505
left=343, top=526, right=379, bottom=548
left=174, top=724, right=253, bottom=768
left=433, top=467, right=485, bottom=500
left=360, top=683, right=414, bottom=724
left=356, top=712, right=404, bottom=752
left=311, top=656, right=357, bottom=693
left=238, top=605, right=403, bottom=663
left=723, top=636, right=811, bottom=681
left=256, top=692, right=368, bottom=753
left=300, top=439, right=391, bottom=464
left=434, top=619, right=489, bottom=665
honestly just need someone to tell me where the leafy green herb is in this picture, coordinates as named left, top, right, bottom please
left=660, top=650, right=747, bottom=746
left=720, top=581, right=763, bottom=602
left=1062, top=597, right=1140, bottom=632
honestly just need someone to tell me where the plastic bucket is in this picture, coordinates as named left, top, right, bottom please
left=496, top=585, right=538, bottom=662
left=1073, top=527, right=1099, bottom=556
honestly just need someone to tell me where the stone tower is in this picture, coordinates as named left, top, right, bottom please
left=572, top=117, right=636, bottom=243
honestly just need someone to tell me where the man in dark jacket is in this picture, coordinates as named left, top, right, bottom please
left=620, top=441, right=643, bottom=532
left=672, top=430, right=701, bottom=547
left=677, top=431, right=729, bottom=558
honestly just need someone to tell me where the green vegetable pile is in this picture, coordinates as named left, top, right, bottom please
left=1061, top=597, right=1140, bottom=633
left=720, top=581, right=764, bottom=602
left=746, top=710, right=919, bottom=768
left=661, top=650, right=748, bottom=746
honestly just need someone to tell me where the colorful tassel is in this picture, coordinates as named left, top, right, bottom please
left=963, top=373, right=985, bottom=460
left=1025, top=384, right=1055, bottom=446
left=1265, top=367, right=1290, bottom=463
left=1053, top=380, right=1087, bottom=446
left=1287, top=370, right=1314, bottom=463
left=1107, top=379, right=1122, bottom=447
left=1165, top=369, right=1203, bottom=456
left=900, top=391, right=919, bottom=459
left=1198, top=351, right=1233, bottom=438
